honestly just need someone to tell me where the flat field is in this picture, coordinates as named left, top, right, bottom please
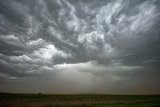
left=0, top=93, right=160, bottom=107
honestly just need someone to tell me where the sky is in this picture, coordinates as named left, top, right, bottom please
left=0, top=0, right=160, bottom=94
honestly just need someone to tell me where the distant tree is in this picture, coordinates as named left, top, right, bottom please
left=38, top=92, right=42, bottom=95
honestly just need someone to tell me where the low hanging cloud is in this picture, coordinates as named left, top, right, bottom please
left=0, top=0, right=160, bottom=94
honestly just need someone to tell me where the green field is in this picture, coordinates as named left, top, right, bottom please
left=0, top=93, right=160, bottom=107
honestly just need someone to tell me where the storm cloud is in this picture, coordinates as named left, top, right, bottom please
left=0, top=0, right=160, bottom=94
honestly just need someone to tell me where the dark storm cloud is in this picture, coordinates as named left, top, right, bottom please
left=0, top=0, right=160, bottom=94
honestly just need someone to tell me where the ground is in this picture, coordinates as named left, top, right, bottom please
left=0, top=93, right=160, bottom=107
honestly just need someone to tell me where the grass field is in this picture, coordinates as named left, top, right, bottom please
left=0, top=93, right=160, bottom=107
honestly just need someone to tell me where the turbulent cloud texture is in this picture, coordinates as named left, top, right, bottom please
left=0, top=0, right=160, bottom=94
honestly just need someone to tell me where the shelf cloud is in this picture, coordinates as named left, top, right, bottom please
left=0, top=0, right=160, bottom=94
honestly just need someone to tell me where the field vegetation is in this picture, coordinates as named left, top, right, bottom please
left=0, top=93, right=160, bottom=107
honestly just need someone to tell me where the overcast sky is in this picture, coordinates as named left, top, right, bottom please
left=0, top=0, right=160, bottom=94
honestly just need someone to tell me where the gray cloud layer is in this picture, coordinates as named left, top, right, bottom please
left=0, top=0, right=160, bottom=94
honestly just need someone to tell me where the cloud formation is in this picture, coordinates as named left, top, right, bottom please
left=0, top=0, right=160, bottom=94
